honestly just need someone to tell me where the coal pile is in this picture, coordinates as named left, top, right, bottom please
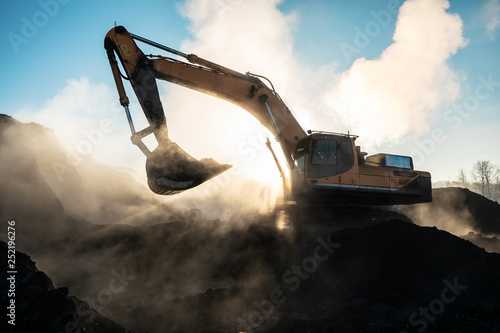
left=1, top=114, right=500, bottom=333
left=0, top=241, right=127, bottom=333
left=47, top=216, right=499, bottom=333
left=398, top=187, right=500, bottom=253
left=398, top=186, right=500, bottom=236
left=462, top=232, right=500, bottom=254
left=266, top=219, right=500, bottom=333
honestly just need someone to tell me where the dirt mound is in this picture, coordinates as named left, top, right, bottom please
left=0, top=241, right=128, bottom=333
left=3, top=214, right=500, bottom=332
left=397, top=187, right=500, bottom=254
left=0, top=114, right=100, bottom=255
left=0, top=114, right=180, bottom=229
left=462, top=232, right=500, bottom=253
left=28, top=216, right=499, bottom=333
left=398, top=187, right=500, bottom=236
left=435, top=187, right=500, bottom=235
left=2, top=114, right=500, bottom=332
left=268, top=220, right=500, bottom=332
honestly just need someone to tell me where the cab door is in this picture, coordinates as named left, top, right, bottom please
left=307, top=137, right=340, bottom=179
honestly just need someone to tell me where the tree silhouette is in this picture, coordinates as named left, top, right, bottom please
left=471, top=160, right=499, bottom=200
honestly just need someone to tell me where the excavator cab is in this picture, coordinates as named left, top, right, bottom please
left=291, top=132, right=432, bottom=205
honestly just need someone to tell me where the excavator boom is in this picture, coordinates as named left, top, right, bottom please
left=105, top=26, right=305, bottom=194
left=105, top=27, right=305, bottom=159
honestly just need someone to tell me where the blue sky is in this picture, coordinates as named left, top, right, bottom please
left=1, top=0, right=499, bottom=187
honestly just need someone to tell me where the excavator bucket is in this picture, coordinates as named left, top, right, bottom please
left=145, top=141, right=231, bottom=195
left=104, top=29, right=231, bottom=195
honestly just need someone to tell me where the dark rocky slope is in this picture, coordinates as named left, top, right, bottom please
left=0, top=241, right=128, bottom=333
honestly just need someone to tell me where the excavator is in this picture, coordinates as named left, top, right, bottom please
left=104, top=26, right=432, bottom=206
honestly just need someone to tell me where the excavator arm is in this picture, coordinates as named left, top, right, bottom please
left=105, top=26, right=432, bottom=206
left=104, top=26, right=305, bottom=194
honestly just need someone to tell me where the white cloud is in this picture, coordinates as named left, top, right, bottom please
left=324, top=0, right=467, bottom=147
left=484, top=0, right=500, bottom=38
left=172, top=0, right=468, bottom=156
left=157, top=0, right=314, bottom=210
left=13, top=77, right=147, bottom=177
left=165, top=0, right=340, bottom=181
left=166, top=0, right=304, bottom=181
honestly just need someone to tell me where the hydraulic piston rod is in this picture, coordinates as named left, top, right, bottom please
left=130, top=33, right=189, bottom=59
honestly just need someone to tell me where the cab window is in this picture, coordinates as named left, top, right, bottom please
left=311, top=139, right=337, bottom=165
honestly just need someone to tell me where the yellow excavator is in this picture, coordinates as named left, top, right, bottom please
left=104, top=26, right=431, bottom=205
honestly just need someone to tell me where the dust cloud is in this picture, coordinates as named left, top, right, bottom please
left=0, top=114, right=294, bottom=332
left=398, top=188, right=474, bottom=236
left=171, top=0, right=468, bottom=163
left=397, top=187, right=500, bottom=241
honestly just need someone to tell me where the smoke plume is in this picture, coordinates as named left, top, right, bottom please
left=325, top=0, right=467, bottom=147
